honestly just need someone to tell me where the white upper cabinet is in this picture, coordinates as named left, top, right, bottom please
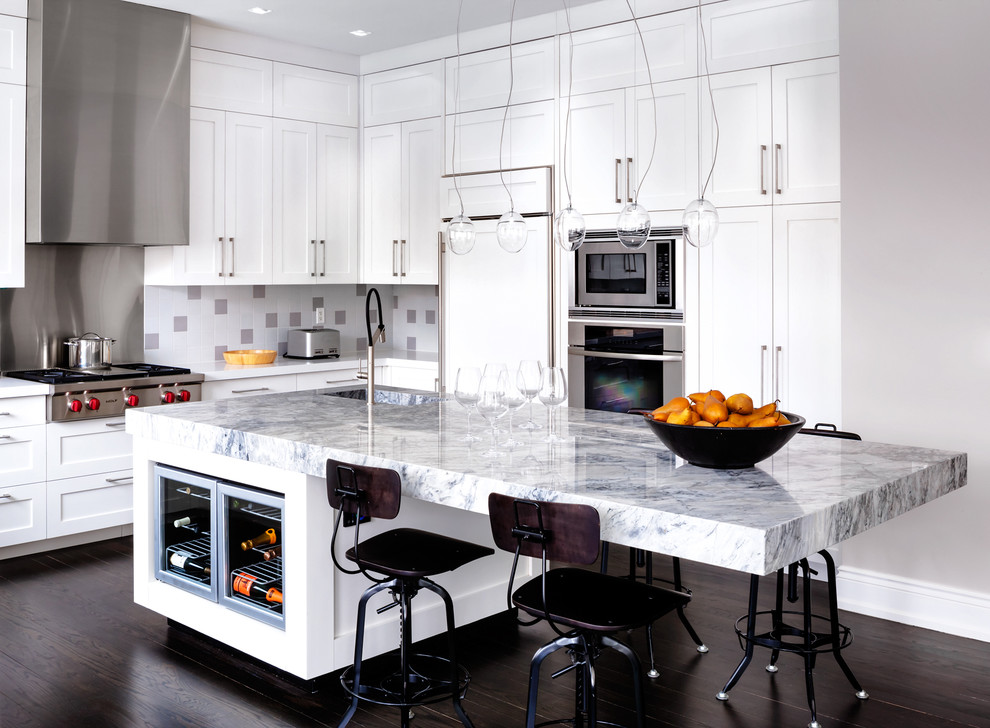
left=363, top=61, right=444, bottom=126
left=0, top=82, right=24, bottom=288
left=191, top=48, right=273, bottom=115
left=445, top=37, right=554, bottom=114
left=316, top=123, right=359, bottom=283
left=272, top=63, right=358, bottom=127
left=0, top=13, right=26, bottom=84
left=562, top=89, right=626, bottom=214
left=444, top=100, right=554, bottom=175
left=701, top=0, right=838, bottom=74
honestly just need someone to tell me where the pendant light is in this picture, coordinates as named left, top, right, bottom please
left=495, top=0, right=528, bottom=253
left=554, top=0, right=586, bottom=252
left=683, top=0, right=720, bottom=249
left=447, top=0, right=475, bottom=255
left=616, top=0, right=656, bottom=250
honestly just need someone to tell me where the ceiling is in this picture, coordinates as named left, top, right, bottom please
left=128, top=0, right=604, bottom=57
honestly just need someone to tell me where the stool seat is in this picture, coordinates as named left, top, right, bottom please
left=513, top=567, right=689, bottom=633
left=347, top=528, right=493, bottom=579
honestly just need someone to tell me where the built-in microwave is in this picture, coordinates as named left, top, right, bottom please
left=574, top=228, right=679, bottom=309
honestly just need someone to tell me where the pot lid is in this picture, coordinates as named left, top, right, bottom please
left=67, top=332, right=114, bottom=343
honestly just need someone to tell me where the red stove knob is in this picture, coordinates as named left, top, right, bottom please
left=177, top=389, right=191, bottom=402
left=125, top=394, right=140, bottom=407
left=86, top=397, right=101, bottom=411
left=162, top=391, right=176, bottom=404
left=68, top=399, right=83, bottom=413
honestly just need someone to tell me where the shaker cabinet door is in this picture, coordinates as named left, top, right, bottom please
left=272, top=118, right=318, bottom=284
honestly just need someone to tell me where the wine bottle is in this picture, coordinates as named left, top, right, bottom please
left=262, top=545, right=282, bottom=561
left=241, top=527, right=277, bottom=551
left=169, top=552, right=211, bottom=576
left=173, top=516, right=193, bottom=528
left=232, top=572, right=283, bottom=604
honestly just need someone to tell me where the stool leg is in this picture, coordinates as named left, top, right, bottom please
left=819, top=550, right=869, bottom=701
left=672, top=557, right=708, bottom=653
left=603, top=635, right=645, bottom=728
left=799, top=560, right=820, bottom=728
left=421, top=578, right=476, bottom=728
left=718, top=573, right=760, bottom=701
left=400, top=581, right=413, bottom=728
left=339, top=579, right=394, bottom=728
left=527, top=635, right=581, bottom=728
left=584, top=637, right=596, bottom=728
left=766, top=568, right=785, bottom=673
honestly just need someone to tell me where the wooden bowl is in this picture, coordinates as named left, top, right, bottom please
left=223, top=349, right=277, bottom=365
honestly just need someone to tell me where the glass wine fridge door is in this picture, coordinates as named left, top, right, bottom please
left=154, top=465, right=219, bottom=601
left=219, top=483, right=285, bottom=629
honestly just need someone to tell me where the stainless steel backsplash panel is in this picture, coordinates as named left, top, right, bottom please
left=0, top=245, right=144, bottom=371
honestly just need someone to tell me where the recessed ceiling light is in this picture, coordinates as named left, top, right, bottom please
left=248, top=7, right=272, bottom=15
left=350, top=29, right=372, bottom=37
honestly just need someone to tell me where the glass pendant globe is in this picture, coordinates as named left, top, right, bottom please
left=496, top=210, right=528, bottom=253
left=682, top=198, right=719, bottom=248
left=616, top=202, right=651, bottom=249
left=447, top=214, right=476, bottom=255
left=554, top=206, right=587, bottom=251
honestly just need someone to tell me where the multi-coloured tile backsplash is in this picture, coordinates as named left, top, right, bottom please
left=144, top=284, right=439, bottom=364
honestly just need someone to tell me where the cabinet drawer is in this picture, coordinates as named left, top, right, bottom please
left=0, top=481, right=45, bottom=547
left=47, top=419, right=131, bottom=480
left=0, top=395, right=46, bottom=427
left=47, top=469, right=133, bottom=538
left=386, top=366, right=438, bottom=393
left=0, top=423, right=45, bottom=486
left=202, top=374, right=297, bottom=401
left=296, top=368, right=363, bottom=392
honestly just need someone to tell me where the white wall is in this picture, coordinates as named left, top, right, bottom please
left=839, top=0, right=990, bottom=635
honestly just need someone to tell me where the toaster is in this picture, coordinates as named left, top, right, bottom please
left=286, top=328, right=340, bottom=359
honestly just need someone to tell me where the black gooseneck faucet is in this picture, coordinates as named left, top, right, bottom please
left=360, top=287, right=386, bottom=404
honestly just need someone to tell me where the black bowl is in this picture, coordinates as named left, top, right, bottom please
left=640, top=411, right=806, bottom=469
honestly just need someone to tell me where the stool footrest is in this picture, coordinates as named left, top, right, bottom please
left=733, top=609, right=854, bottom=656
left=340, top=653, right=470, bottom=708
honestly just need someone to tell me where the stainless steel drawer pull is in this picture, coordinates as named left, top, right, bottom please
left=400, top=239, right=407, bottom=277
left=0, top=412, right=10, bottom=416
left=392, top=239, right=399, bottom=277
left=105, top=422, right=127, bottom=428
left=626, top=157, right=633, bottom=203
left=231, top=387, right=270, bottom=394
left=105, top=476, right=133, bottom=485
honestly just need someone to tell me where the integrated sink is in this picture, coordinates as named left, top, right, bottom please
left=323, top=386, right=443, bottom=407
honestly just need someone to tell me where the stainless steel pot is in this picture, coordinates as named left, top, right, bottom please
left=65, top=332, right=115, bottom=369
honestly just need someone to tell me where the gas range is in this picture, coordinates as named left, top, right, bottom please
left=4, top=363, right=204, bottom=422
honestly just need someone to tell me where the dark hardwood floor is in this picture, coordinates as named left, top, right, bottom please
left=0, top=537, right=987, bottom=728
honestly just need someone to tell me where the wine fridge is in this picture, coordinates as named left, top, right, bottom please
left=154, top=464, right=285, bottom=629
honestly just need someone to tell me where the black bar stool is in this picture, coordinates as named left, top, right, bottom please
left=327, top=458, right=494, bottom=728
left=716, top=424, right=869, bottom=728
left=488, top=492, right=691, bottom=728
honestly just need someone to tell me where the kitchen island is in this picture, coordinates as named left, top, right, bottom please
left=126, top=388, right=966, bottom=680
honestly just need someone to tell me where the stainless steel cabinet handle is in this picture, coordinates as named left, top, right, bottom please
left=231, top=387, right=270, bottom=394
left=775, top=345, right=782, bottom=401
left=319, top=239, right=326, bottom=277
left=760, top=145, right=768, bottom=195
left=392, top=239, right=399, bottom=277
left=228, top=237, right=235, bottom=276
left=0, top=412, right=10, bottom=416
left=0, top=434, right=13, bottom=440
left=400, top=239, right=407, bottom=277
left=775, top=144, right=782, bottom=195
left=105, top=421, right=126, bottom=428
left=615, top=159, right=622, bottom=203
left=626, top=157, right=633, bottom=203
left=311, top=239, right=317, bottom=277
left=105, top=476, right=133, bottom=484
left=0, top=493, right=14, bottom=499
left=219, top=236, right=224, bottom=277
left=760, top=344, right=768, bottom=404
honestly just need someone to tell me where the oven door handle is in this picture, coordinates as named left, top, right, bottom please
left=567, top=346, right=683, bottom=363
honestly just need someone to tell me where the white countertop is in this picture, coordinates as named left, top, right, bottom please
left=180, top=349, right=438, bottom=381
left=126, top=389, right=967, bottom=575
left=0, top=377, right=51, bottom=398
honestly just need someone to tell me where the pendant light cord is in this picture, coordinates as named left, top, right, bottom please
left=451, top=0, right=466, bottom=218
left=624, top=0, right=657, bottom=207
left=498, top=0, right=518, bottom=213
left=561, top=0, right=575, bottom=208
left=697, top=0, right=719, bottom=199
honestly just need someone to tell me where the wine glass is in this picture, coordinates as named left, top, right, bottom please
left=484, top=363, right=509, bottom=430
left=516, top=360, right=543, bottom=430
left=501, top=373, right=528, bottom=449
left=476, top=372, right=509, bottom=458
left=454, top=367, right=482, bottom=442
left=538, top=366, right=567, bottom=442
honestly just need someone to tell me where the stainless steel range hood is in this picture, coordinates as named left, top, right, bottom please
left=26, top=0, right=190, bottom=246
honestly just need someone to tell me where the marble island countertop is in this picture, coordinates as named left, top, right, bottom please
left=126, top=389, right=967, bottom=575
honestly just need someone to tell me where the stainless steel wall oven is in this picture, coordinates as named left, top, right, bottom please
left=573, top=228, right=679, bottom=309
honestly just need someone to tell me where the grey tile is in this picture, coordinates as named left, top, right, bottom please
left=266, top=312, right=278, bottom=328
left=313, top=296, right=324, bottom=308
left=334, top=310, right=346, bottom=325
left=356, top=284, right=366, bottom=297
left=406, top=336, right=417, bottom=351
left=277, top=341, right=288, bottom=356
left=215, top=299, right=227, bottom=315
left=145, top=333, right=159, bottom=350
left=215, top=345, right=226, bottom=361
left=187, top=286, right=201, bottom=300
left=253, top=285, right=266, bottom=299
left=425, top=310, right=436, bottom=325
left=393, top=295, right=399, bottom=310
left=289, top=312, right=301, bottom=327
left=174, top=316, right=188, bottom=333
left=241, top=329, right=254, bottom=345
left=407, top=309, right=417, bottom=324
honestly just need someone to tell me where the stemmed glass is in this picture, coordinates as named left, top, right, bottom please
left=454, top=367, right=482, bottom=442
left=476, top=372, right=509, bottom=458
left=538, top=366, right=567, bottom=442
left=516, top=360, right=543, bottom=430
left=501, top=373, right=528, bottom=449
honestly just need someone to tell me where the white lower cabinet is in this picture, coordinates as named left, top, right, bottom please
left=0, top=423, right=45, bottom=486
left=0, top=481, right=46, bottom=548
left=385, top=365, right=439, bottom=393
left=46, top=469, right=133, bottom=538
left=202, top=374, right=297, bottom=401
left=47, top=419, right=132, bottom=480
left=295, top=367, right=364, bottom=391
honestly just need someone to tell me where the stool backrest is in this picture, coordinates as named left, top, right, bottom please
left=326, top=458, right=401, bottom=520
left=488, top=492, right=600, bottom=566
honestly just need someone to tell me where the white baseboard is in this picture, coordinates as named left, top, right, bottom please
left=836, top=565, right=990, bottom=643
